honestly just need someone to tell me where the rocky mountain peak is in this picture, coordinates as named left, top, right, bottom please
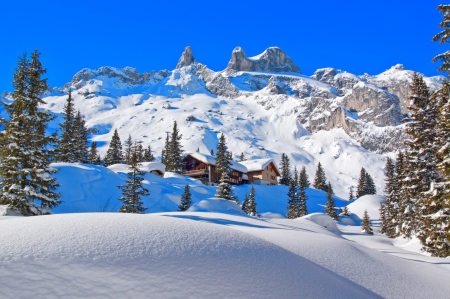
left=224, top=46, right=301, bottom=75
left=176, top=46, right=196, bottom=69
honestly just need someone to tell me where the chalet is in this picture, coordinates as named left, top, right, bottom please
left=240, top=159, right=280, bottom=185
left=182, top=152, right=247, bottom=185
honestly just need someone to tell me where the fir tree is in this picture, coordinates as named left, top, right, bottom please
left=210, top=149, right=214, bottom=156
left=287, top=178, right=300, bottom=219
left=104, top=129, right=122, bottom=166
left=143, top=145, right=155, bottom=162
left=325, top=182, right=338, bottom=220
left=348, top=186, right=355, bottom=201
left=196, top=147, right=200, bottom=153
left=215, top=172, right=238, bottom=203
left=72, top=110, right=89, bottom=163
left=279, top=153, right=291, bottom=186
left=298, top=176, right=308, bottom=217
left=299, top=166, right=310, bottom=188
left=361, top=210, right=373, bottom=235
left=239, top=152, right=246, bottom=162
left=89, top=141, right=101, bottom=165
left=356, top=168, right=377, bottom=198
left=379, top=201, right=387, bottom=234
left=432, top=5, right=450, bottom=74
left=57, top=90, right=75, bottom=162
left=123, top=134, right=133, bottom=164
left=0, top=50, right=60, bottom=215
left=313, top=162, right=327, bottom=192
left=178, top=184, right=192, bottom=211
left=118, top=144, right=149, bottom=213
left=166, top=121, right=183, bottom=173
left=293, top=167, right=299, bottom=186
left=242, top=185, right=258, bottom=217
left=215, top=134, right=232, bottom=174
left=341, top=204, right=350, bottom=217
left=161, top=133, right=169, bottom=165
left=384, top=157, right=400, bottom=238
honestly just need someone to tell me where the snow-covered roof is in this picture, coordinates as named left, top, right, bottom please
left=240, top=159, right=280, bottom=175
left=185, top=152, right=248, bottom=173
left=107, top=162, right=165, bottom=174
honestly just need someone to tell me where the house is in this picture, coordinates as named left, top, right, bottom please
left=182, top=152, right=247, bottom=185
left=239, top=159, right=280, bottom=185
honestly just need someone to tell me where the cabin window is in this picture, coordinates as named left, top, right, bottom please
left=266, top=174, right=268, bottom=178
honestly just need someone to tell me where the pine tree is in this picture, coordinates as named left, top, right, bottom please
left=432, top=5, right=450, bottom=74
left=215, top=172, right=238, bottom=203
left=239, top=152, right=246, bottom=162
left=161, top=133, right=169, bottom=165
left=379, top=201, right=387, bottom=234
left=299, top=177, right=308, bottom=217
left=341, top=204, right=350, bottom=216
left=143, top=145, right=155, bottom=162
left=72, top=110, right=89, bottom=163
left=242, top=185, right=258, bottom=217
left=210, top=149, right=214, bottom=156
left=123, top=134, right=133, bottom=164
left=293, top=167, right=299, bottom=186
left=313, top=162, right=327, bottom=191
left=104, top=129, right=123, bottom=166
left=365, top=172, right=376, bottom=195
left=178, top=184, right=192, bottom=211
left=287, top=178, right=300, bottom=219
left=348, top=186, right=355, bottom=201
left=196, top=147, right=200, bottom=153
left=118, top=145, right=149, bottom=213
left=279, top=153, right=291, bottom=186
left=361, top=210, right=373, bottom=235
left=384, top=157, right=400, bottom=238
left=299, top=166, right=310, bottom=188
left=215, top=134, right=232, bottom=174
left=325, top=181, right=338, bottom=220
left=89, top=141, right=101, bottom=165
left=166, top=121, right=183, bottom=173
left=57, top=90, right=75, bottom=162
left=0, top=50, right=61, bottom=215
left=356, top=168, right=367, bottom=198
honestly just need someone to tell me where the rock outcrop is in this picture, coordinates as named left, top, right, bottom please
left=224, top=47, right=301, bottom=75
left=176, top=46, right=196, bottom=69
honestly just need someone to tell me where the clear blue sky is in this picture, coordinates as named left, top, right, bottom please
left=0, top=0, right=446, bottom=92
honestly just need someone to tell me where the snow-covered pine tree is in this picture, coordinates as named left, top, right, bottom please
left=89, top=141, right=101, bottom=165
left=356, top=168, right=367, bottom=198
left=210, top=149, right=214, bottom=156
left=401, top=72, right=439, bottom=239
left=215, top=134, right=232, bottom=174
left=118, top=144, right=149, bottom=213
left=215, top=172, right=238, bottom=203
left=293, top=166, right=299, bottom=186
left=72, top=110, right=89, bottom=163
left=287, top=177, right=300, bottom=219
left=143, top=145, right=155, bottom=162
left=104, top=129, right=123, bottom=166
left=379, top=201, right=387, bottom=234
left=241, top=193, right=250, bottom=213
left=361, top=209, right=373, bottom=235
left=123, top=134, right=133, bottom=164
left=299, top=166, right=310, bottom=188
left=161, top=133, right=169, bottom=165
left=365, top=172, right=377, bottom=195
left=0, top=50, right=61, bottom=215
left=134, top=143, right=144, bottom=163
left=166, top=121, right=183, bottom=173
left=348, top=186, right=355, bottom=201
left=178, top=184, right=192, bottom=211
left=325, top=181, right=338, bottom=220
left=242, top=185, right=258, bottom=217
left=299, top=176, right=308, bottom=217
left=239, top=152, right=246, bottom=162
left=313, top=162, right=327, bottom=192
left=384, top=157, right=399, bottom=238
left=279, top=153, right=291, bottom=186
left=432, top=5, right=450, bottom=74
left=57, top=90, right=75, bottom=162
left=341, top=203, right=350, bottom=216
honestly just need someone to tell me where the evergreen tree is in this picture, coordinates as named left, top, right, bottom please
left=356, top=168, right=376, bottom=198
left=196, top=147, right=200, bottom=153
left=313, top=162, right=327, bottom=191
left=161, top=133, right=169, bottom=165
left=325, top=182, right=338, bottom=220
left=89, top=141, right=101, bottom=165
left=215, top=134, right=232, bottom=174
left=118, top=145, right=149, bottom=213
left=0, top=50, right=61, bottom=215
left=279, top=153, right=291, bottom=186
left=299, top=166, right=310, bottom=188
left=166, top=121, right=183, bottom=173
left=104, top=129, right=122, bottom=166
left=210, top=149, right=214, bottom=156
left=384, top=157, right=400, bottom=238
left=239, top=152, right=246, bottom=162
left=348, top=186, right=355, bottom=201
left=287, top=178, right=300, bottom=219
left=242, top=185, right=258, bottom=217
left=361, top=209, right=373, bottom=235
left=432, top=5, right=450, bottom=74
left=143, top=145, right=155, bottom=162
left=299, top=176, right=308, bottom=217
left=72, top=110, right=89, bottom=163
left=57, top=90, right=75, bottom=162
left=178, top=184, right=192, bottom=211
left=215, top=172, right=238, bottom=203
left=341, top=203, right=350, bottom=217
left=123, top=134, right=133, bottom=164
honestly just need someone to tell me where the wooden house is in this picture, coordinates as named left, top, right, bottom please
left=239, top=159, right=280, bottom=185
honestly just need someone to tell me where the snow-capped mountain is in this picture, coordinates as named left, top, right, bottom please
left=33, top=46, right=443, bottom=198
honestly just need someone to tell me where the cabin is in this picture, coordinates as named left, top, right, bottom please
left=239, top=159, right=280, bottom=185
left=182, top=152, right=247, bottom=185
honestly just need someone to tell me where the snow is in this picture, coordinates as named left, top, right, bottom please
left=239, top=158, right=278, bottom=173
left=347, top=194, right=384, bottom=220
left=108, top=162, right=165, bottom=175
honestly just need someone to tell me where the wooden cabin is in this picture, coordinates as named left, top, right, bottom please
left=240, top=159, right=280, bottom=185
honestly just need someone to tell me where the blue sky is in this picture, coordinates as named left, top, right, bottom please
left=0, top=0, right=446, bottom=92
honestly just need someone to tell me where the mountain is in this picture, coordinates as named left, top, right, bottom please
left=35, top=46, right=443, bottom=197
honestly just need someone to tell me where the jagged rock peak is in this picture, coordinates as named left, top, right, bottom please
left=224, top=46, right=301, bottom=75
left=176, top=46, right=196, bottom=69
